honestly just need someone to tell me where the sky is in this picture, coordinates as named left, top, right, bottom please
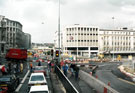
left=1, top=0, right=135, bottom=43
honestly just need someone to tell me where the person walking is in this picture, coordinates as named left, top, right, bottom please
left=62, top=64, right=68, bottom=76
left=38, top=61, right=41, bottom=66
left=30, top=62, right=33, bottom=72
left=20, top=62, right=23, bottom=73
left=74, top=65, right=79, bottom=80
left=8, top=61, right=11, bottom=74
left=13, top=63, right=17, bottom=74
left=70, top=64, right=75, bottom=76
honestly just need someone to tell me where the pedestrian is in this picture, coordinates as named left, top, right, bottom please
left=1, top=66, right=7, bottom=75
left=70, top=64, right=75, bottom=76
left=60, top=60, right=64, bottom=69
left=74, top=65, right=79, bottom=80
left=30, top=62, right=33, bottom=72
left=20, top=62, right=23, bottom=73
left=48, top=61, right=51, bottom=72
left=38, top=61, right=41, bottom=66
left=62, top=64, right=68, bottom=76
left=13, top=63, right=17, bottom=74
left=51, top=62, right=54, bottom=72
left=8, top=61, right=11, bottom=74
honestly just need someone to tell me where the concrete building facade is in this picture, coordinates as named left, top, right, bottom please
left=62, top=25, right=99, bottom=57
left=58, top=25, right=135, bottom=58
left=99, top=28, right=135, bottom=58
left=0, top=15, right=31, bottom=55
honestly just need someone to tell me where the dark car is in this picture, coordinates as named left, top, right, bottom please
left=0, top=75, right=19, bottom=92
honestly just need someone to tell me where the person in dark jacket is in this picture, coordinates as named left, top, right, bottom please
left=38, top=61, right=42, bottom=66
left=74, top=65, right=79, bottom=80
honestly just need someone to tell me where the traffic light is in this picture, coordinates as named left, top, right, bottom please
left=51, top=49, right=53, bottom=56
left=56, top=50, right=59, bottom=57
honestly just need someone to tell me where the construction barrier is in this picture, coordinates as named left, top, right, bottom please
left=79, top=70, right=119, bottom=93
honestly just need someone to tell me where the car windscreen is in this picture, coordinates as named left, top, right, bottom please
left=0, top=77, right=10, bottom=82
left=31, top=75, right=44, bottom=81
left=30, top=91, right=48, bottom=93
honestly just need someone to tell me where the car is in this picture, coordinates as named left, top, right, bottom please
left=29, top=85, right=49, bottom=93
left=36, top=59, right=44, bottom=62
left=0, top=87, right=7, bottom=93
left=33, top=66, right=47, bottom=76
left=28, top=73, right=47, bottom=89
left=0, top=75, right=19, bottom=92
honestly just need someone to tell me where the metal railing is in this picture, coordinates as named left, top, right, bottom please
left=55, top=66, right=79, bottom=93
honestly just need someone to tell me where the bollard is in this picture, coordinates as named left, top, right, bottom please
left=104, top=87, right=107, bottom=93
left=96, top=75, right=98, bottom=79
left=108, top=82, right=110, bottom=86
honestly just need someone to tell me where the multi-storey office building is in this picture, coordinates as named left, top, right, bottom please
left=99, top=28, right=135, bottom=58
left=62, top=25, right=99, bottom=57
left=0, top=15, right=31, bottom=55
left=0, top=15, right=6, bottom=55
left=6, top=18, right=23, bottom=48
left=60, top=25, right=135, bottom=58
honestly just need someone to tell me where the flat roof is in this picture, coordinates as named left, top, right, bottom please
left=30, top=85, right=48, bottom=92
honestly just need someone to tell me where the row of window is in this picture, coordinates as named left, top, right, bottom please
left=104, top=31, right=131, bottom=35
left=104, top=42, right=131, bottom=45
left=67, top=33, right=98, bottom=36
left=103, top=47, right=132, bottom=51
left=66, top=27, right=98, bottom=31
left=103, top=36, right=131, bottom=40
left=67, top=40, right=98, bottom=42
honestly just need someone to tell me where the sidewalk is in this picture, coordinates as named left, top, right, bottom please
left=50, top=72, right=66, bottom=93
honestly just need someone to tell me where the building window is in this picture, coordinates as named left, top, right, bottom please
left=78, top=27, right=80, bottom=31
left=81, top=28, right=83, bottom=30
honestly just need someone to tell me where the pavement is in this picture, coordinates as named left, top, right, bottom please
left=67, top=71, right=96, bottom=93
left=50, top=72, right=66, bottom=93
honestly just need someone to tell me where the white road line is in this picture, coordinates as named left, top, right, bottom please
left=15, top=70, right=30, bottom=92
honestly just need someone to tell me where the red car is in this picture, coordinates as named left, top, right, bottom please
left=33, top=66, right=47, bottom=76
left=36, top=59, right=44, bottom=62
left=0, top=87, right=7, bottom=93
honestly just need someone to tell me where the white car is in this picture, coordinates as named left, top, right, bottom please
left=28, top=73, right=47, bottom=88
left=29, top=85, right=49, bottom=93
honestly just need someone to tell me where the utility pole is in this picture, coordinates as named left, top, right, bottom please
left=58, top=0, right=61, bottom=64
left=112, top=17, right=115, bottom=61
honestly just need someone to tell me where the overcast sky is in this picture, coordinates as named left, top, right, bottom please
left=1, top=0, right=135, bottom=43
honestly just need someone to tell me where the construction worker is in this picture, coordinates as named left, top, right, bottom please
left=30, top=62, right=33, bottom=72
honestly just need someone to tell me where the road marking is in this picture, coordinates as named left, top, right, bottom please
left=118, top=78, right=135, bottom=86
left=15, top=70, right=30, bottom=92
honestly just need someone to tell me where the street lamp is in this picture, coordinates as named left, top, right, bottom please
left=112, top=17, right=115, bottom=61
left=58, top=0, right=61, bottom=64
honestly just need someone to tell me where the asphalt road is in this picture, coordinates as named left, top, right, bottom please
left=92, top=62, right=135, bottom=93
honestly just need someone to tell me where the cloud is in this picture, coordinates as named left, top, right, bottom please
left=1, top=0, right=135, bottom=43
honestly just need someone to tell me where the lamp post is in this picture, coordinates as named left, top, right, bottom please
left=112, top=17, right=115, bottom=61
left=58, top=0, right=61, bottom=64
